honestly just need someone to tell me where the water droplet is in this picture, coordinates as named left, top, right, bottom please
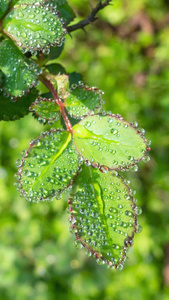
left=135, top=206, right=142, bottom=215
left=117, top=264, right=123, bottom=271
left=136, top=224, right=142, bottom=233
left=74, top=240, right=83, bottom=249
left=110, top=128, right=118, bottom=134
left=15, top=159, right=22, bottom=168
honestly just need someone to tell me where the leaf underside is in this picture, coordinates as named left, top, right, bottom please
left=16, top=130, right=79, bottom=202
left=73, top=114, right=147, bottom=170
left=0, top=39, right=41, bottom=97
left=0, top=88, right=38, bottom=121
left=2, top=2, right=66, bottom=51
left=65, top=86, right=104, bottom=118
left=69, top=165, right=137, bottom=268
left=29, top=97, right=60, bottom=124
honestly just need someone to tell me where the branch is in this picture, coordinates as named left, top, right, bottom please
left=67, top=0, right=112, bottom=33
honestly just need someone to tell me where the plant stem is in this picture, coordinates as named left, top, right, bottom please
left=67, top=0, right=112, bottom=33
left=40, top=76, right=73, bottom=133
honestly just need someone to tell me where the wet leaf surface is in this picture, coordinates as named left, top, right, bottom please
left=73, top=114, right=148, bottom=170
left=69, top=165, right=139, bottom=269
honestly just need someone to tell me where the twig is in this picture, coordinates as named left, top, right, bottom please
left=40, top=76, right=73, bottom=133
left=67, top=0, right=112, bottom=33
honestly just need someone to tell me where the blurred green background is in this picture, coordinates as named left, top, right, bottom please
left=0, top=0, right=169, bottom=299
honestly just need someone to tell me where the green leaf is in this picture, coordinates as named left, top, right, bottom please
left=16, top=130, right=80, bottom=202
left=46, top=63, right=66, bottom=75
left=73, top=114, right=148, bottom=170
left=47, top=44, right=64, bottom=61
left=2, top=2, right=66, bottom=51
left=69, top=72, right=83, bottom=87
left=0, top=70, right=3, bottom=86
left=15, top=0, right=44, bottom=4
left=0, top=88, right=38, bottom=121
left=11, top=0, right=18, bottom=5
left=56, top=0, right=75, bottom=24
left=65, top=85, right=104, bottom=118
left=29, top=97, right=60, bottom=124
left=0, top=39, right=41, bottom=97
left=69, top=165, right=139, bottom=269
left=0, top=0, right=10, bottom=19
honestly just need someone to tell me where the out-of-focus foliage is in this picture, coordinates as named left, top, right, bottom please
left=0, top=0, right=169, bottom=299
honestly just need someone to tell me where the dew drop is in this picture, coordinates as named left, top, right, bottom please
left=136, top=224, right=142, bottom=233
left=110, top=128, right=118, bottom=134
left=74, top=240, right=83, bottom=249
left=135, top=206, right=142, bottom=215
left=15, top=159, right=22, bottom=168
left=117, top=264, right=123, bottom=271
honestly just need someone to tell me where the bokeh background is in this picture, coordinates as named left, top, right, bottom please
left=0, top=0, right=169, bottom=299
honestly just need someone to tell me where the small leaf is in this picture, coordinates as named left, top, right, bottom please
left=50, top=73, right=69, bottom=99
left=65, top=85, right=104, bottom=118
left=29, top=97, right=60, bottom=124
left=0, top=88, right=38, bottom=121
left=48, top=44, right=64, bottom=60
left=0, top=0, right=10, bottom=19
left=0, top=39, right=41, bottom=97
left=73, top=114, right=148, bottom=170
left=69, top=165, right=138, bottom=268
left=69, top=72, right=83, bottom=87
left=2, top=1, right=66, bottom=51
left=46, top=63, right=66, bottom=75
left=16, top=130, right=80, bottom=202
left=56, top=0, right=75, bottom=24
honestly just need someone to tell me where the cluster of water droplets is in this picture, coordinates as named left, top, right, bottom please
left=15, top=130, right=79, bottom=202
left=3, top=3, right=66, bottom=51
left=65, top=84, right=104, bottom=119
left=73, top=114, right=150, bottom=171
left=0, top=39, right=42, bottom=97
left=29, top=97, right=60, bottom=124
left=0, top=87, right=38, bottom=121
left=68, top=165, right=142, bottom=269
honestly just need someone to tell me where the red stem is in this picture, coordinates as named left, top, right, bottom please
left=40, top=76, right=72, bottom=133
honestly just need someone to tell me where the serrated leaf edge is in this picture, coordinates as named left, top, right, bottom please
left=3, top=3, right=67, bottom=52
left=68, top=168, right=138, bottom=269
left=17, top=129, right=81, bottom=201
left=65, top=84, right=104, bottom=119
left=72, top=113, right=150, bottom=171
left=29, top=97, right=60, bottom=123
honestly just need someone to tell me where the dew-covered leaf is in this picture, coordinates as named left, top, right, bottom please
left=69, top=165, right=139, bottom=269
left=73, top=114, right=148, bottom=170
left=0, top=88, right=38, bottom=121
left=0, top=0, right=10, bottom=19
left=14, top=0, right=44, bottom=4
left=65, top=85, right=104, bottom=118
left=2, top=1, right=66, bottom=51
left=0, top=39, right=41, bottom=97
left=29, top=97, right=60, bottom=124
left=16, top=130, right=80, bottom=202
